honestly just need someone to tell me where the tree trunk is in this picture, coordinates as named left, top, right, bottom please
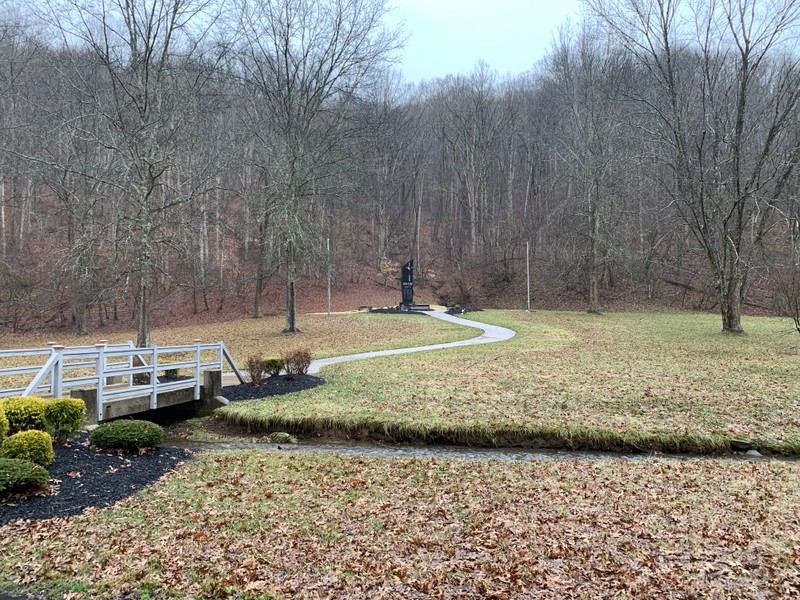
left=253, top=266, right=264, bottom=319
left=285, top=279, right=297, bottom=333
left=587, top=187, right=601, bottom=314
left=284, top=241, right=299, bottom=333
left=720, top=269, right=744, bottom=334
left=72, top=301, right=88, bottom=336
left=137, top=276, right=151, bottom=348
left=252, top=218, right=268, bottom=319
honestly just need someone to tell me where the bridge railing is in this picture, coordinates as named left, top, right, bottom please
left=0, top=340, right=244, bottom=422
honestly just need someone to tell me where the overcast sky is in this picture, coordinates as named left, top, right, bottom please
left=387, top=0, right=583, bottom=83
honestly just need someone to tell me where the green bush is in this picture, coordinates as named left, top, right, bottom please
left=1, top=396, right=48, bottom=434
left=90, top=419, right=165, bottom=451
left=0, top=404, right=8, bottom=440
left=0, top=458, right=49, bottom=495
left=283, top=348, right=312, bottom=380
left=44, top=398, right=86, bottom=441
left=263, top=357, right=284, bottom=378
left=0, top=430, right=55, bottom=466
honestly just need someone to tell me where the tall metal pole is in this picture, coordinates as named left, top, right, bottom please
left=327, top=237, right=332, bottom=316
left=526, top=241, right=531, bottom=312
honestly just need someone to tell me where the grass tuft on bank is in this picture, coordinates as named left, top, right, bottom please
left=217, top=310, right=800, bottom=454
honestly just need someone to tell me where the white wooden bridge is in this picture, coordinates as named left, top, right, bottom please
left=0, top=340, right=244, bottom=423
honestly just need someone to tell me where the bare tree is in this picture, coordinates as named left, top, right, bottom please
left=233, top=0, right=404, bottom=332
left=588, top=0, right=800, bottom=332
left=36, top=0, right=228, bottom=345
left=547, top=25, right=632, bottom=313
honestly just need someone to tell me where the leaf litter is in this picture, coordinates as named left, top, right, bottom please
left=1, top=451, right=799, bottom=598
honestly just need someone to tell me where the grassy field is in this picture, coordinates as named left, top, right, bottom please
left=218, top=310, right=800, bottom=454
left=1, top=450, right=798, bottom=599
left=0, top=312, right=475, bottom=389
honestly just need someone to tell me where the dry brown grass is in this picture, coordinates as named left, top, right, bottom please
left=0, top=313, right=474, bottom=390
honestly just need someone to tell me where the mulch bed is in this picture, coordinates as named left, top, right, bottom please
left=0, top=433, right=190, bottom=526
left=366, top=307, right=431, bottom=315
left=223, top=374, right=324, bottom=401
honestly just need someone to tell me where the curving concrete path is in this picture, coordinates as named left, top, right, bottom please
left=308, top=310, right=516, bottom=374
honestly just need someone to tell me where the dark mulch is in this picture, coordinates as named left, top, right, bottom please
left=0, top=433, right=191, bottom=526
left=368, top=307, right=431, bottom=315
left=223, top=374, right=325, bottom=401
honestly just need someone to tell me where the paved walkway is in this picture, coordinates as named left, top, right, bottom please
left=307, top=310, right=516, bottom=374
left=221, top=310, right=516, bottom=385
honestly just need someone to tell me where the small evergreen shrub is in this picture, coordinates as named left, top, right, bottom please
left=0, top=430, right=55, bottom=466
left=0, top=405, right=8, bottom=440
left=263, top=357, right=284, bottom=377
left=283, top=348, right=311, bottom=380
left=1, top=396, right=48, bottom=434
left=43, top=398, right=86, bottom=441
left=90, top=419, right=165, bottom=451
left=246, top=356, right=267, bottom=387
left=0, top=458, right=49, bottom=495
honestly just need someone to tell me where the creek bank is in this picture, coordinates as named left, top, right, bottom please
left=165, top=435, right=788, bottom=464
left=211, top=408, right=793, bottom=456
left=166, top=417, right=796, bottom=463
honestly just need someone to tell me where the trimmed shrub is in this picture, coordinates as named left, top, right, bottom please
left=90, top=419, right=164, bottom=451
left=0, top=458, right=49, bottom=495
left=263, top=357, right=284, bottom=378
left=0, top=430, right=55, bottom=466
left=1, top=396, right=48, bottom=434
left=0, top=405, right=8, bottom=440
left=44, top=398, right=86, bottom=441
left=283, top=348, right=312, bottom=380
left=246, top=356, right=267, bottom=387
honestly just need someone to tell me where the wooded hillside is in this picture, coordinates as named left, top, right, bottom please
left=1, top=0, right=798, bottom=339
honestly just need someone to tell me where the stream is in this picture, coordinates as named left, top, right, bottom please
left=164, top=438, right=784, bottom=463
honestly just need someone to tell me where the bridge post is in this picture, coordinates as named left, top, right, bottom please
left=194, top=339, right=202, bottom=400
left=72, top=388, right=98, bottom=425
left=52, top=345, right=65, bottom=398
left=202, top=370, right=222, bottom=400
left=46, top=342, right=57, bottom=395
left=196, top=369, right=226, bottom=416
left=150, top=345, right=158, bottom=409
left=95, top=343, right=106, bottom=422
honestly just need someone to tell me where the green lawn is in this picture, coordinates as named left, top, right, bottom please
left=3, top=310, right=800, bottom=599
left=219, top=310, right=800, bottom=454
left=2, top=451, right=798, bottom=598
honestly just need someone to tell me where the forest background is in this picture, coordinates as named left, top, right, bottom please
left=1, top=0, right=799, bottom=343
